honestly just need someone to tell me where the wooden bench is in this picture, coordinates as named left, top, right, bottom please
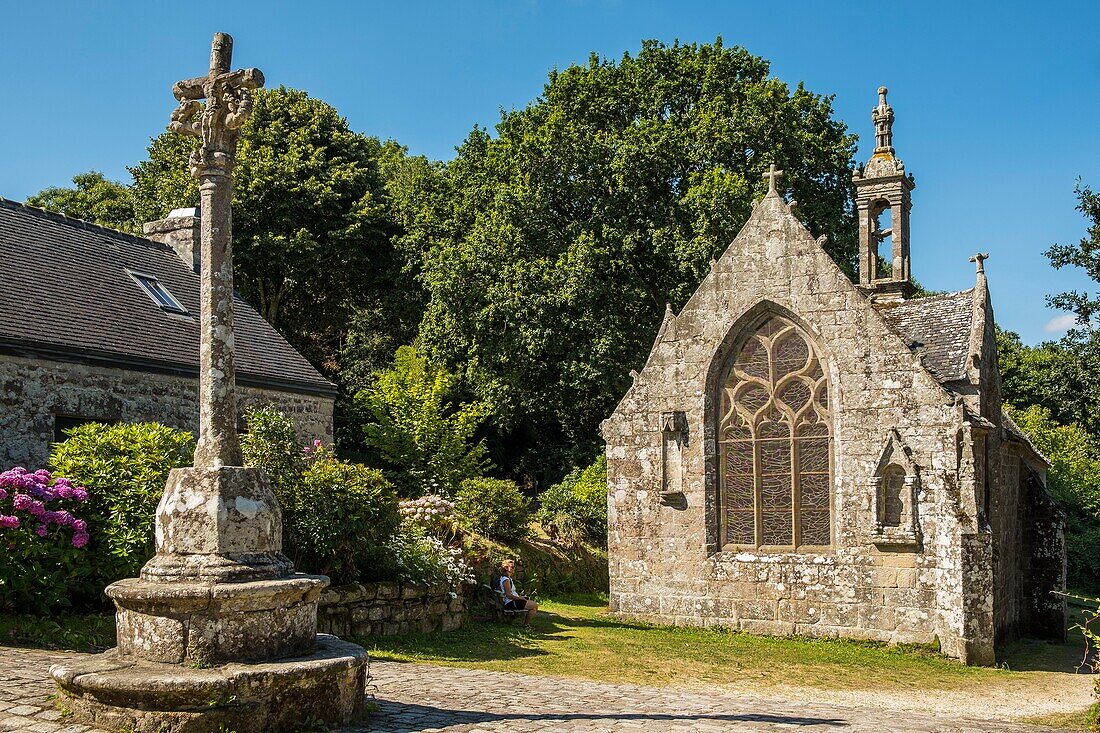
left=479, top=584, right=527, bottom=623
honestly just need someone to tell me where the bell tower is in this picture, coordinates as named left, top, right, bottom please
left=853, top=86, right=915, bottom=302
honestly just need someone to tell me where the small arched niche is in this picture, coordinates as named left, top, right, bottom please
left=869, top=429, right=921, bottom=547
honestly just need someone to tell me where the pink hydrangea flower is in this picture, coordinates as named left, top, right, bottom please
left=0, top=515, right=20, bottom=530
left=12, top=493, right=31, bottom=510
left=71, top=487, right=88, bottom=502
left=35, top=523, right=48, bottom=537
left=72, top=519, right=87, bottom=533
left=72, top=531, right=90, bottom=549
left=27, top=500, right=46, bottom=517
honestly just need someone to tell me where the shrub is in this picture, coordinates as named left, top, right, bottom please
left=455, top=477, right=529, bottom=543
left=291, top=447, right=400, bottom=584
left=537, top=455, right=607, bottom=546
left=50, top=422, right=194, bottom=595
left=241, top=405, right=305, bottom=497
left=357, top=345, right=490, bottom=497
left=387, top=524, right=474, bottom=588
left=0, top=468, right=93, bottom=613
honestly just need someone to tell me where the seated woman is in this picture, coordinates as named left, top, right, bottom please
left=497, top=559, right=538, bottom=629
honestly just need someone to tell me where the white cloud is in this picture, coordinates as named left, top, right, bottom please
left=1044, top=313, right=1078, bottom=333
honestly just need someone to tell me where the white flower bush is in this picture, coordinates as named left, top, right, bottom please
left=390, top=524, right=475, bottom=588
left=393, top=491, right=473, bottom=588
left=398, top=494, right=457, bottom=537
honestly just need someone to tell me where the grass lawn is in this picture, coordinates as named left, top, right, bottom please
left=365, top=594, right=1018, bottom=691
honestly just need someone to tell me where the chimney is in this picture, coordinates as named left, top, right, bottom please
left=143, top=208, right=200, bottom=273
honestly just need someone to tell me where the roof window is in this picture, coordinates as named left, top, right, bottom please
left=128, top=270, right=189, bottom=315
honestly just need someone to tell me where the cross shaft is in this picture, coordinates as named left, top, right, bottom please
left=168, top=33, right=264, bottom=468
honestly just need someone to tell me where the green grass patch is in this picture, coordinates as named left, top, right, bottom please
left=362, top=594, right=1042, bottom=692
left=0, top=612, right=115, bottom=652
left=1023, top=703, right=1100, bottom=731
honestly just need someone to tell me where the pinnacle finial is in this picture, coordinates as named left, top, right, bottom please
left=872, top=86, right=894, bottom=154
left=762, top=163, right=784, bottom=197
left=969, top=252, right=989, bottom=274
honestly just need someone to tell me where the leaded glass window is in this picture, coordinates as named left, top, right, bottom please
left=718, top=316, right=831, bottom=548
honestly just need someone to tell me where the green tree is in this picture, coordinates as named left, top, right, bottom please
left=1008, top=405, right=1100, bottom=590
left=129, top=87, right=415, bottom=373
left=1046, top=182, right=1100, bottom=325
left=26, top=172, right=136, bottom=233
left=408, top=38, right=857, bottom=479
left=357, top=345, right=489, bottom=497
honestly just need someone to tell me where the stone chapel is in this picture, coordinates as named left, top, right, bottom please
left=602, top=88, right=1066, bottom=665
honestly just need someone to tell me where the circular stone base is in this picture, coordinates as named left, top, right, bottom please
left=108, top=574, right=327, bottom=665
left=50, top=634, right=367, bottom=733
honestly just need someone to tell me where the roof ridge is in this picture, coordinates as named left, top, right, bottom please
left=0, top=196, right=170, bottom=251
left=882, top=288, right=975, bottom=310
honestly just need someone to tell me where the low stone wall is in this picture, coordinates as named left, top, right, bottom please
left=317, top=581, right=470, bottom=637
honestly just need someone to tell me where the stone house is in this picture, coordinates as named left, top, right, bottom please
left=602, top=89, right=1065, bottom=665
left=0, top=200, right=336, bottom=468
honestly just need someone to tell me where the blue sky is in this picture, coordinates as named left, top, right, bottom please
left=1, top=0, right=1098, bottom=345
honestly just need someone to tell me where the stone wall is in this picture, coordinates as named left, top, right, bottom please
left=602, top=194, right=998, bottom=664
left=316, top=582, right=469, bottom=637
left=0, top=354, right=334, bottom=468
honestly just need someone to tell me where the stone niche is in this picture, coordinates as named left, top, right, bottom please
left=868, top=429, right=922, bottom=547
left=317, top=582, right=473, bottom=638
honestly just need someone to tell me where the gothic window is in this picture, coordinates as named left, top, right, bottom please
left=718, top=316, right=831, bottom=549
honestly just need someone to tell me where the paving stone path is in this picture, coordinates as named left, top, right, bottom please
left=0, top=647, right=1063, bottom=732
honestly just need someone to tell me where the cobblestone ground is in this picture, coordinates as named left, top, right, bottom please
left=0, top=647, right=1062, bottom=733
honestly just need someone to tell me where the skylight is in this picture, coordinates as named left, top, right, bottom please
left=128, top=270, right=189, bottom=315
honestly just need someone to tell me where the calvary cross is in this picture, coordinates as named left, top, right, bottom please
left=170, top=32, right=265, bottom=179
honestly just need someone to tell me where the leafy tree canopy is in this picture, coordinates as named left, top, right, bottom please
left=131, top=87, right=418, bottom=372
left=26, top=172, right=136, bottom=233
left=409, top=38, right=857, bottom=479
left=1046, top=182, right=1100, bottom=325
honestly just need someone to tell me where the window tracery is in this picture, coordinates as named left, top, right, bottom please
left=718, top=316, right=831, bottom=548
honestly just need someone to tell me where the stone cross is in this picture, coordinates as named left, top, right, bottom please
left=169, top=33, right=264, bottom=468
left=970, top=252, right=990, bottom=274
left=872, top=86, right=894, bottom=153
left=762, top=163, right=784, bottom=196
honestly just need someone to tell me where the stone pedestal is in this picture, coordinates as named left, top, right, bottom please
left=52, top=635, right=367, bottom=733
left=108, top=575, right=325, bottom=664
left=50, top=466, right=369, bottom=731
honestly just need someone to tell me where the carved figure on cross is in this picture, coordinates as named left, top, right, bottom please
left=170, top=33, right=264, bottom=179
left=762, top=163, right=784, bottom=197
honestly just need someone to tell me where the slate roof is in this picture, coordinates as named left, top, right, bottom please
left=0, top=198, right=335, bottom=396
left=876, top=289, right=975, bottom=385
left=1002, top=410, right=1051, bottom=466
